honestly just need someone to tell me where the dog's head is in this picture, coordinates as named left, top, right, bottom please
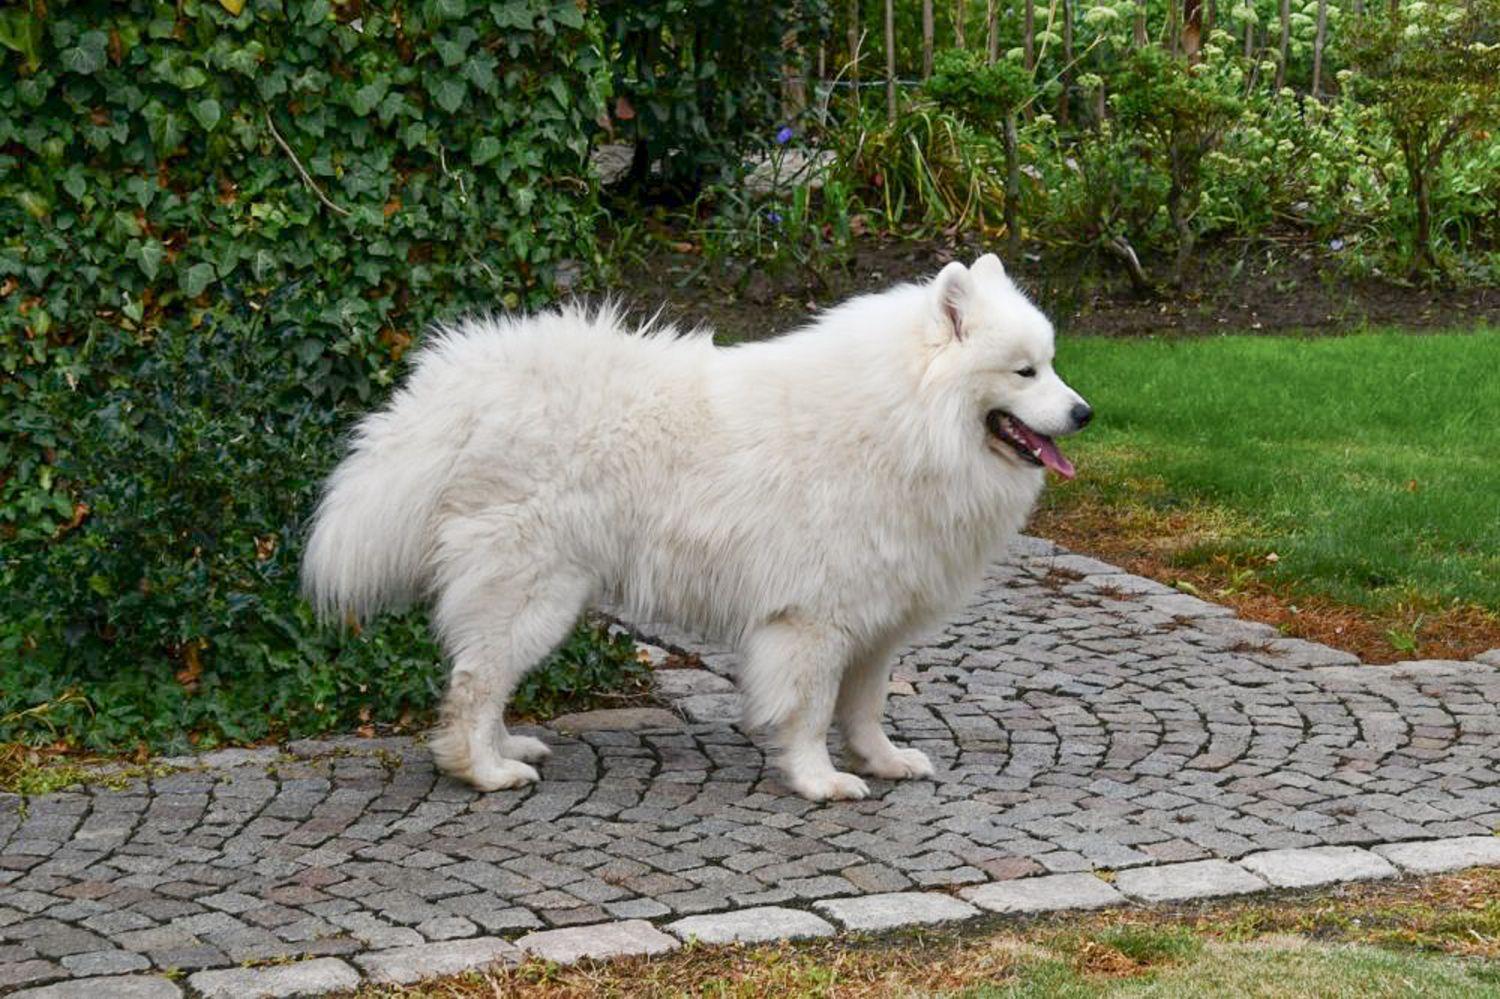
left=922, top=254, right=1090, bottom=478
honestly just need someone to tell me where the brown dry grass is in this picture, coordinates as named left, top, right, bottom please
left=1030, top=496, right=1500, bottom=664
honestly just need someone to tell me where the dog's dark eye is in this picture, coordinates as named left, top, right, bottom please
left=1016, top=366, right=1036, bottom=378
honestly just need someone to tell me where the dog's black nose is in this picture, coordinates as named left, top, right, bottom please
left=1071, top=402, right=1093, bottom=429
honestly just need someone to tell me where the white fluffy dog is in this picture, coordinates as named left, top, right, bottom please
left=303, top=254, right=1091, bottom=801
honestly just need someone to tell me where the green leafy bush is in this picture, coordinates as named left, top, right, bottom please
left=1346, top=0, right=1500, bottom=272
left=1111, top=47, right=1242, bottom=282
left=0, top=0, right=629, bottom=752
left=600, top=0, right=829, bottom=193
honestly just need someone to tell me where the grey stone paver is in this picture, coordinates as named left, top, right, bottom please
left=187, top=958, right=359, bottom=998
left=11, top=975, right=181, bottom=999
left=1373, top=837, right=1500, bottom=875
left=4, top=537, right=1500, bottom=992
left=1113, top=861, right=1269, bottom=902
left=354, top=937, right=518, bottom=984
left=813, top=892, right=979, bottom=931
left=960, top=873, right=1124, bottom=913
left=1239, top=846, right=1398, bottom=888
left=516, top=920, right=679, bottom=964
left=666, top=906, right=835, bottom=944
left=548, top=708, right=682, bottom=734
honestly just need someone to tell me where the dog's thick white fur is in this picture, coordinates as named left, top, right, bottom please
left=303, top=254, right=1090, bottom=801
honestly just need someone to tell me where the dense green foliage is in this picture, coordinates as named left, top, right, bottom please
left=1051, top=328, right=1500, bottom=610
left=600, top=0, right=829, bottom=191
left=694, top=1, right=1499, bottom=283
left=0, top=0, right=627, bottom=751
left=1346, top=0, right=1500, bottom=269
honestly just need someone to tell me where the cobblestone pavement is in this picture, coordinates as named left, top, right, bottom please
left=4, top=538, right=1499, bottom=994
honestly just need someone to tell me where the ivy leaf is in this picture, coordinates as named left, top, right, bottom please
left=182, top=262, right=217, bottom=297
left=62, top=170, right=88, bottom=202
left=550, top=1, right=586, bottom=30
left=135, top=241, right=166, bottom=280
left=191, top=98, right=223, bottom=131
left=178, top=66, right=209, bottom=90
left=350, top=80, right=388, bottom=116
left=493, top=2, right=534, bottom=30
left=61, top=31, right=109, bottom=75
left=218, top=0, right=247, bottom=14
left=471, top=135, right=502, bottom=165
left=428, top=76, right=467, bottom=114
left=0, top=9, right=44, bottom=74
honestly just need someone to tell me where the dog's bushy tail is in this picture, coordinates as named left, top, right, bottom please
left=301, top=402, right=453, bottom=625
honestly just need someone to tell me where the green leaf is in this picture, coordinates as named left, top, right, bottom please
left=191, top=98, right=223, bottom=131
left=550, top=1, right=586, bottom=30
left=136, top=241, right=166, bottom=280
left=178, top=65, right=209, bottom=89
left=471, top=135, right=502, bottom=165
left=428, top=76, right=467, bottom=114
left=351, top=80, right=388, bottom=116
left=62, top=170, right=88, bottom=202
left=0, top=10, right=44, bottom=74
left=60, top=31, right=109, bottom=75
left=181, top=262, right=217, bottom=297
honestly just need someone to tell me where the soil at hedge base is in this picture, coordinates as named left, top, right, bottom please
left=614, top=233, right=1499, bottom=342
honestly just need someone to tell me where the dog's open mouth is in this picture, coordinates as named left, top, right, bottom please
left=986, top=410, right=1076, bottom=479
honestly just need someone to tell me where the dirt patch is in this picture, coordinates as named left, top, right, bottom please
left=611, top=228, right=1498, bottom=341
left=1030, top=499, right=1500, bottom=664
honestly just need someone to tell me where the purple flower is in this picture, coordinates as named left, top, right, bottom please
left=774, top=125, right=794, bottom=146
left=766, top=210, right=783, bottom=225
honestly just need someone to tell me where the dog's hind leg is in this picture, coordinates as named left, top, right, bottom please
left=837, top=640, right=934, bottom=781
left=428, top=539, right=590, bottom=792
left=741, top=616, right=869, bottom=802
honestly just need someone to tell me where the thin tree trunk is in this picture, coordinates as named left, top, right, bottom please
left=1168, top=0, right=1181, bottom=55
left=1003, top=111, right=1021, bottom=257
left=923, top=0, right=934, bottom=77
left=986, top=0, right=999, bottom=64
left=1135, top=4, right=1148, bottom=47
left=1205, top=0, right=1216, bottom=38
left=1311, top=0, right=1328, bottom=97
left=1183, top=0, right=1203, bottom=61
left=782, top=23, right=806, bottom=118
left=1024, top=0, right=1035, bottom=69
left=885, top=0, right=897, bottom=122
left=1244, top=17, right=1253, bottom=60
left=955, top=0, right=967, bottom=49
left=848, top=0, right=860, bottom=113
left=1276, top=0, right=1290, bottom=90
left=1414, top=160, right=1432, bottom=269
left=1059, top=0, right=1073, bottom=125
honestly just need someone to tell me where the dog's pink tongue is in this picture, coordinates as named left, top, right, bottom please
left=1015, top=422, right=1076, bottom=480
left=1036, top=438, right=1075, bottom=479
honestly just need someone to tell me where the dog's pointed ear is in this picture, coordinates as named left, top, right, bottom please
left=932, top=261, right=974, bottom=342
left=972, top=253, right=1007, bottom=280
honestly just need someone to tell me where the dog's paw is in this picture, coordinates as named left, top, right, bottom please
left=467, top=758, right=539, bottom=792
left=788, top=770, right=870, bottom=802
left=859, top=747, right=934, bottom=780
left=498, top=733, right=552, bottom=764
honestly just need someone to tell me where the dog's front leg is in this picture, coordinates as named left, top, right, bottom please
left=740, top=616, right=869, bottom=801
left=836, top=644, right=934, bottom=781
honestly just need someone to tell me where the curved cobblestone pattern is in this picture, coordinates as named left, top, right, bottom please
left=3, top=538, right=1498, bottom=993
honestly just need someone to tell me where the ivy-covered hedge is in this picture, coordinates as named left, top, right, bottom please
left=0, top=0, right=618, bottom=750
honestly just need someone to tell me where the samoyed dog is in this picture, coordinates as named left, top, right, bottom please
left=303, top=254, right=1090, bottom=801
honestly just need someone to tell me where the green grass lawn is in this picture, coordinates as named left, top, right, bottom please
left=1048, top=327, right=1499, bottom=612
